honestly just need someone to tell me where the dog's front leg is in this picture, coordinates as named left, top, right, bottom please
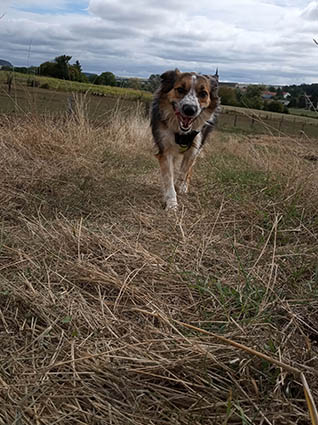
left=157, top=152, right=178, bottom=210
left=176, top=136, right=201, bottom=194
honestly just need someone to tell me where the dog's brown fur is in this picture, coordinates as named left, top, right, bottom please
left=151, top=69, right=220, bottom=209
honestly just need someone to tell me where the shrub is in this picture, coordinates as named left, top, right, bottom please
left=40, top=83, right=50, bottom=89
left=219, top=86, right=239, bottom=106
left=264, top=100, right=284, bottom=113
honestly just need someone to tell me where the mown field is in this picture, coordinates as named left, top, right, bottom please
left=0, top=90, right=317, bottom=425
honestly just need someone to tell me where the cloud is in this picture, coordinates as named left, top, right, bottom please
left=0, top=0, right=14, bottom=15
left=88, top=0, right=190, bottom=30
left=301, top=0, right=318, bottom=19
left=0, top=1, right=317, bottom=84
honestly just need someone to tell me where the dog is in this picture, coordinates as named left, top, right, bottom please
left=150, top=68, right=220, bottom=210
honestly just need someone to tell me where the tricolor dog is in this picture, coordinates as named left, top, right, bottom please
left=151, top=69, right=220, bottom=210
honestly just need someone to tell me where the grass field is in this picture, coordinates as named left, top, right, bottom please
left=289, top=108, right=318, bottom=120
left=0, top=70, right=152, bottom=103
left=220, top=106, right=318, bottom=138
left=224, top=105, right=318, bottom=124
left=2, top=70, right=318, bottom=138
left=0, top=97, right=317, bottom=424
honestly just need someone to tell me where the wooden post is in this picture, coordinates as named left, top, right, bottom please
left=7, top=72, right=13, bottom=94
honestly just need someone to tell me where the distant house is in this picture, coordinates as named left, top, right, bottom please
left=262, top=90, right=291, bottom=106
left=0, top=59, right=13, bottom=69
left=262, top=91, right=276, bottom=100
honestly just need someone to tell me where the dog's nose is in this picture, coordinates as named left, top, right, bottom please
left=182, top=104, right=198, bottom=117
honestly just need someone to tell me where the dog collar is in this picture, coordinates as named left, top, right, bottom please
left=175, top=130, right=200, bottom=152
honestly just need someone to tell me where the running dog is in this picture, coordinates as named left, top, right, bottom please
left=151, top=68, right=220, bottom=210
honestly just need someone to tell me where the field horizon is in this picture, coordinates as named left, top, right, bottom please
left=3, top=71, right=318, bottom=140
left=0, top=96, right=318, bottom=424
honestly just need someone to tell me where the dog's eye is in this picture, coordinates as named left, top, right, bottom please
left=199, top=91, right=208, bottom=98
left=176, top=87, right=187, bottom=95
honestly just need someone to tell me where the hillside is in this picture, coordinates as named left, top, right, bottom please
left=0, top=70, right=152, bottom=102
left=0, top=101, right=317, bottom=424
left=0, top=59, right=13, bottom=68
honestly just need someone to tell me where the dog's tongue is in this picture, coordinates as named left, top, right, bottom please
left=181, top=116, right=192, bottom=127
left=174, top=109, right=193, bottom=130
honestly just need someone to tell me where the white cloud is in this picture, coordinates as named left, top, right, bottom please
left=0, top=0, right=14, bottom=15
left=0, top=0, right=317, bottom=84
left=301, top=0, right=318, bottom=19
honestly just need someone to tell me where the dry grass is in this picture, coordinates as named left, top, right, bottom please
left=0, top=99, right=318, bottom=425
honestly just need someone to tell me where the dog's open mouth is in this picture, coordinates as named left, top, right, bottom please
left=174, top=107, right=194, bottom=133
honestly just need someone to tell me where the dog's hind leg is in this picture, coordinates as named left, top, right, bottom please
left=157, top=152, right=178, bottom=210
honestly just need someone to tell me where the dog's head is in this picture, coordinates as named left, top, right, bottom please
left=160, top=69, right=219, bottom=133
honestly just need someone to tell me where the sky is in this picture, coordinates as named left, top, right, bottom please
left=1, top=0, right=318, bottom=85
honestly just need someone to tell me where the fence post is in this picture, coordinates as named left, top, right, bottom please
left=7, top=72, right=13, bottom=94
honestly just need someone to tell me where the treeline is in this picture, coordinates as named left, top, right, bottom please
left=282, top=83, right=318, bottom=109
left=39, top=56, right=86, bottom=82
left=3, top=55, right=318, bottom=111
left=219, top=85, right=289, bottom=114
left=2, top=56, right=88, bottom=83
left=2, top=55, right=161, bottom=92
left=220, top=83, right=318, bottom=112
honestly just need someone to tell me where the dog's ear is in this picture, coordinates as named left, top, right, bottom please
left=160, top=68, right=180, bottom=93
left=205, top=70, right=219, bottom=99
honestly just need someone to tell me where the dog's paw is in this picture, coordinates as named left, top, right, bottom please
left=165, top=200, right=178, bottom=211
left=177, top=181, right=188, bottom=194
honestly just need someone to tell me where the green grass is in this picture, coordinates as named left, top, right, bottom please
left=0, top=70, right=152, bottom=101
left=289, top=107, right=318, bottom=119
left=224, top=104, right=318, bottom=123
left=221, top=106, right=318, bottom=138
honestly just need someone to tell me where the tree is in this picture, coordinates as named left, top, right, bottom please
left=239, top=85, right=265, bottom=110
left=219, top=86, right=239, bottom=106
left=87, top=74, right=98, bottom=84
left=264, top=100, right=284, bottom=113
left=275, top=87, right=283, bottom=98
left=74, top=60, right=82, bottom=74
left=69, top=60, right=87, bottom=82
left=127, top=78, right=141, bottom=90
left=54, top=55, right=72, bottom=79
left=68, top=65, right=80, bottom=81
left=95, top=71, right=116, bottom=86
left=39, top=56, right=87, bottom=82
left=147, top=74, right=161, bottom=92
left=39, top=61, right=59, bottom=78
left=39, top=55, right=72, bottom=79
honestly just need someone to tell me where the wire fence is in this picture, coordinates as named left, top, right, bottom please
left=218, top=109, right=318, bottom=138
